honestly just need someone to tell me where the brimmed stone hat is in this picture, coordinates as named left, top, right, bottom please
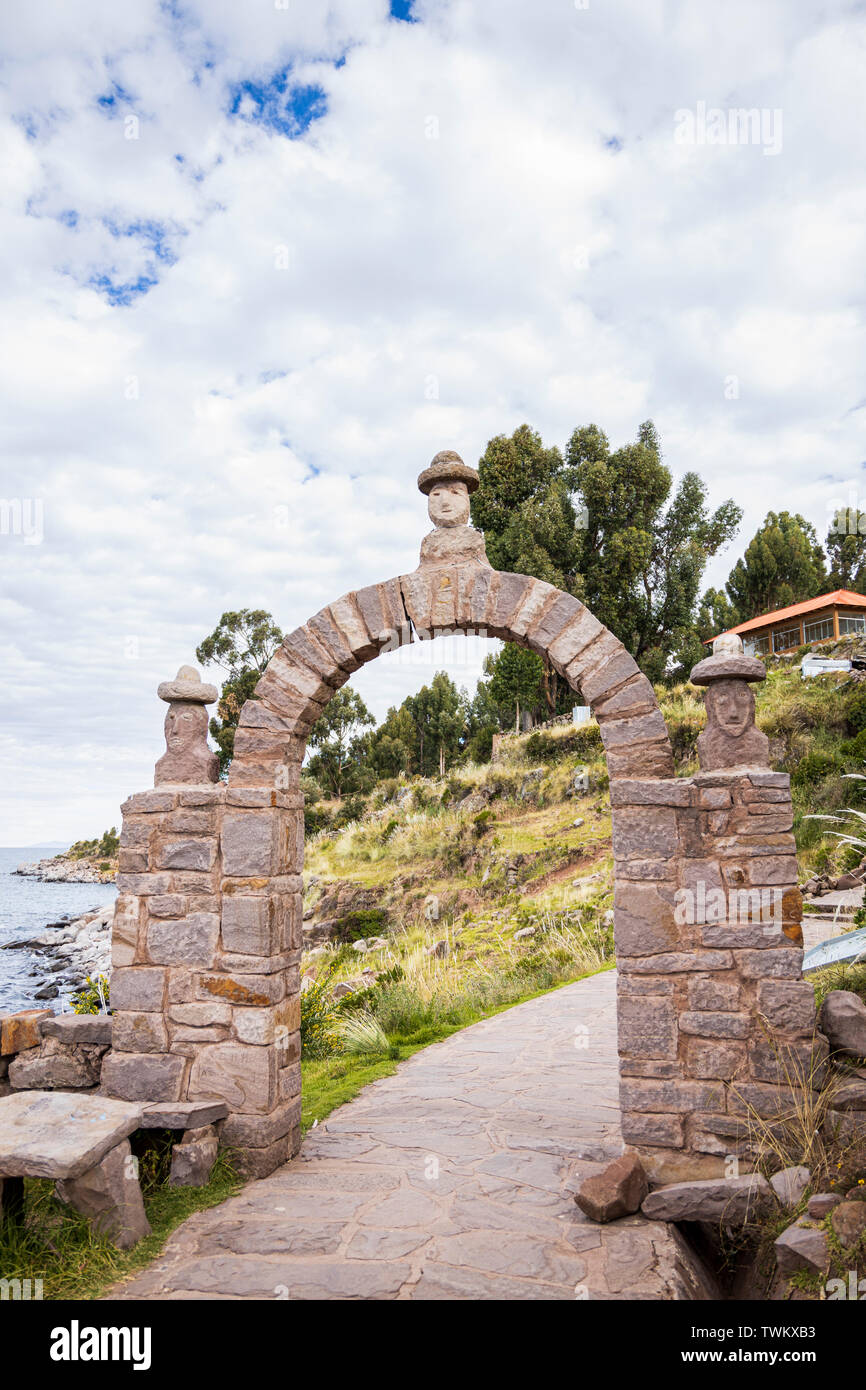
left=690, top=633, right=766, bottom=686
left=417, top=450, right=480, bottom=496
left=157, top=664, right=218, bottom=705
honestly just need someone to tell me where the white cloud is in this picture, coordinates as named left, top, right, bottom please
left=0, top=0, right=864, bottom=841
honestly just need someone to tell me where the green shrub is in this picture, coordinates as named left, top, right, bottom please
left=300, top=970, right=343, bottom=1059
left=67, top=827, right=119, bottom=861
left=335, top=907, right=388, bottom=943
left=791, top=750, right=840, bottom=787
left=524, top=723, right=602, bottom=762
left=846, top=689, right=866, bottom=735
left=70, top=974, right=110, bottom=1014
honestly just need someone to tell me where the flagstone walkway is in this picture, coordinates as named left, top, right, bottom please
left=110, top=969, right=715, bottom=1301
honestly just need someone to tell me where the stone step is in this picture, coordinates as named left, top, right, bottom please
left=140, top=1100, right=229, bottom=1130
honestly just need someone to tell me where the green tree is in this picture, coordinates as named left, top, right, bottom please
left=567, top=421, right=742, bottom=681
left=365, top=703, right=418, bottom=779
left=196, top=608, right=284, bottom=773
left=826, top=508, right=866, bottom=593
left=725, top=512, right=828, bottom=620
left=307, top=687, right=375, bottom=798
left=471, top=424, right=566, bottom=574
left=475, top=419, right=741, bottom=689
left=407, top=672, right=467, bottom=777
left=697, top=586, right=740, bottom=641
left=479, top=645, right=547, bottom=731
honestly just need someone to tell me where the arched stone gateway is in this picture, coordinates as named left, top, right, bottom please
left=103, top=453, right=819, bottom=1183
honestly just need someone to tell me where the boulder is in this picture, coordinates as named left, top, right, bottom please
left=774, top=1220, right=830, bottom=1278
left=56, top=1138, right=151, bottom=1249
left=169, top=1124, right=219, bottom=1188
left=514, top=927, right=536, bottom=941
left=830, top=1200, right=866, bottom=1249
left=770, top=1165, right=811, bottom=1209
left=819, top=990, right=866, bottom=1059
left=642, top=1173, right=775, bottom=1224
left=574, top=1150, right=648, bottom=1223
left=807, top=1192, right=842, bottom=1219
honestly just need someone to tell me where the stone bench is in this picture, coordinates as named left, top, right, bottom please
left=0, top=1090, right=150, bottom=1248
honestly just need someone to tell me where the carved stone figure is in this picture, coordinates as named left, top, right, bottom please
left=154, top=664, right=219, bottom=786
left=690, top=635, right=769, bottom=770
left=417, top=450, right=491, bottom=569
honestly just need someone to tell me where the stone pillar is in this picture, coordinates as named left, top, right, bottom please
left=102, top=666, right=302, bottom=1176
left=614, top=635, right=821, bottom=1184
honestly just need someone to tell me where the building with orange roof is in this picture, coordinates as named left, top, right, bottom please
left=708, top=589, right=866, bottom=657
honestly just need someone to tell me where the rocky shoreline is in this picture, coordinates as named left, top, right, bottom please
left=0, top=904, right=113, bottom=1003
left=15, top=854, right=117, bottom=885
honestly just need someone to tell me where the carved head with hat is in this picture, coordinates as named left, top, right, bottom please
left=154, top=664, right=220, bottom=786
left=417, top=450, right=479, bottom=530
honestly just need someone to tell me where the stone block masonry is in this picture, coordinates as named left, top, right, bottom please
left=100, top=781, right=304, bottom=1176
left=97, top=461, right=820, bottom=1181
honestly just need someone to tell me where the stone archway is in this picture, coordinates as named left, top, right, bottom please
left=103, top=457, right=816, bottom=1184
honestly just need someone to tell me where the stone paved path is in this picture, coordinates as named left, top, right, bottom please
left=111, top=969, right=714, bottom=1300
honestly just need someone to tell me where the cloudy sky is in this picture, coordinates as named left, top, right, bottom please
left=0, top=0, right=864, bottom=845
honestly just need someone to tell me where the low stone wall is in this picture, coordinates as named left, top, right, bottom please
left=0, top=1010, right=112, bottom=1096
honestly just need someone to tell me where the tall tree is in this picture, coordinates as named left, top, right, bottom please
left=307, top=687, right=374, bottom=798
left=196, top=608, right=284, bottom=773
left=407, top=672, right=466, bottom=777
left=477, top=646, right=547, bottom=731
left=471, top=424, right=566, bottom=574
left=697, top=586, right=740, bottom=640
left=826, top=508, right=866, bottom=593
left=724, top=512, right=828, bottom=620
left=365, top=703, right=418, bottom=779
left=566, top=421, right=742, bottom=681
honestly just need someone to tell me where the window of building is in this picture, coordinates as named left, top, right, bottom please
left=773, top=626, right=802, bottom=652
left=804, top=618, right=834, bottom=643
left=839, top=615, right=866, bottom=635
left=744, top=634, right=770, bottom=656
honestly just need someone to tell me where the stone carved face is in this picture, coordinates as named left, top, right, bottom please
left=165, top=703, right=207, bottom=751
left=705, top=679, right=754, bottom=739
left=428, top=480, right=470, bottom=529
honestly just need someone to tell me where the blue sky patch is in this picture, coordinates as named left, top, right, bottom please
left=228, top=69, right=327, bottom=137
left=390, top=0, right=416, bottom=20
left=87, top=270, right=158, bottom=306
left=96, top=80, right=135, bottom=110
left=102, top=217, right=182, bottom=266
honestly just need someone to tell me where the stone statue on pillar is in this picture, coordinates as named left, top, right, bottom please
left=154, top=664, right=220, bottom=786
left=690, top=633, right=770, bottom=770
left=417, top=450, right=491, bottom=570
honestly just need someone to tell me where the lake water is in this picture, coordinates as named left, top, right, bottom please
left=0, top=846, right=117, bottom=1013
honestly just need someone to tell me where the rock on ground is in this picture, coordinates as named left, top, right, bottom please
left=774, top=1221, right=830, bottom=1278
left=819, top=990, right=866, bottom=1059
left=575, top=1150, right=648, bottom=1224
left=770, top=1166, right=811, bottom=1209
left=642, top=1174, right=775, bottom=1224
